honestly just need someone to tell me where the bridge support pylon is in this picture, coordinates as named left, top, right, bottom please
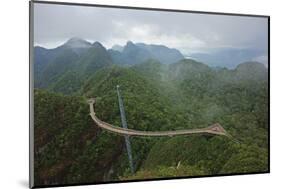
left=117, top=85, right=135, bottom=174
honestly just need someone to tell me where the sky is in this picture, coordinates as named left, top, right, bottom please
left=33, top=2, right=268, bottom=56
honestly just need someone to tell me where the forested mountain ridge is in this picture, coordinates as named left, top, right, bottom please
left=33, top=38, right=268, bottom=186
left=108, top=41, right=184, bottom=65
left=35, top=39, right=184, bottom=84
left=34, top=39, right=114, bottom=94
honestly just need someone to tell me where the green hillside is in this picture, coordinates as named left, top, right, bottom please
left=33, top=40, right=268, bottom=186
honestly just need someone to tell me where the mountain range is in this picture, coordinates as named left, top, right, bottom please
left=189, top=48, right=268, bottom=69
left=33, top=37, right=268, bottom=186
left=34, top=37, right=267, bottom=91
left=108, top=41, right=184, bottom=65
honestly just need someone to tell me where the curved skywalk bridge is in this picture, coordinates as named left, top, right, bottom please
left=88, top=98, right=230, bottom=137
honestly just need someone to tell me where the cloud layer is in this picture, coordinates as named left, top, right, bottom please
left=34, top=3, right=268, bottom=55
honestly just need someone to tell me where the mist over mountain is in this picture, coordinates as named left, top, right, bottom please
left=108, top=41, right=184, bottom=65
left=34, top=38, right=268, bottom=93
left=33, top=37, right=268, bottom=186
left=234, top=61, right=268, bottom=81
left=189, top=48, right=268, bottom=69
left=34, top=38, right=113, bottom=92
left=35, top=38, right=268, bottom=70
left=63, top=37, right=92, bottom=49
left=111, top=44, right=124, bottom=52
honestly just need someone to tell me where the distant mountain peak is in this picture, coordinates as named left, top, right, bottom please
left=235, top=61, right=267, bottom=72
left=126, top=41, right=135, bottom=46
left=122, top=41, right=139, bottom=53
left=63, top=37, right=92, bottom=48
left=92, top=41, right=104, bottom=49
left=236, top=61, right=266, bottom=68
left=111, top=44, right=124, bottom=52
left=108, top=41, right=184, bottom=65
left=234, top=61, right=267, bottom=81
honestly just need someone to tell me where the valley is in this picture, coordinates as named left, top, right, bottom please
left=33, top=38, right=269, bottom=186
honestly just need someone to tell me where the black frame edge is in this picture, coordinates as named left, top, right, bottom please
left=267, top=16, right=270, bottom=173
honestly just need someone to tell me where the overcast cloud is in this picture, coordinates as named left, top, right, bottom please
left=34, top=3, right=268, bottom=55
